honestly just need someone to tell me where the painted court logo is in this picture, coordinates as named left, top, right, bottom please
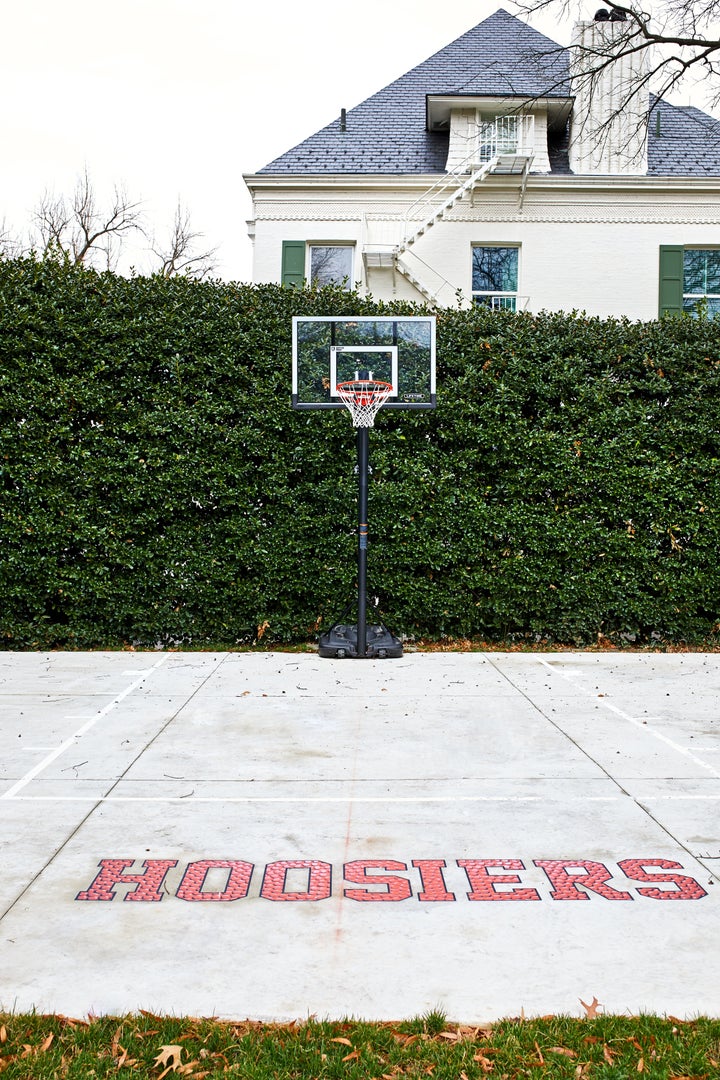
left=76, top=857, right=709, bottom=903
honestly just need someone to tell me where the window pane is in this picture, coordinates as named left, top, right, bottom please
left=473, top=295, right=517, bottom=311
left=310, top=246, right=353, bottom=288
left=683, top=249, right=720, bottom=295
left=702, top=250, right=720, bottom=293
left=683, top=296, right=720, bottom=317
left=472, top=247, right=518, bottom=292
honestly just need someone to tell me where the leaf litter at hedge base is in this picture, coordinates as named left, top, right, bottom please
left=0, top=1011, right=719, bottom=1079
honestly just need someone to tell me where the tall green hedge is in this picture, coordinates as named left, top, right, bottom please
left=1, top=256, right=719, bottom=648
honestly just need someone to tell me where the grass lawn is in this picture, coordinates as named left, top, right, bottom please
left=0, top=1011, right=718, bottom=1078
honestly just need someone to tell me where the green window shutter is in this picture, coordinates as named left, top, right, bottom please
left=659, top=245, right=683, bottom=316
left=281, top=241, right=306, bottom=287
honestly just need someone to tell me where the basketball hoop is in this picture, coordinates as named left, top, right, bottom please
left=335, top=372, right=394, bottom=428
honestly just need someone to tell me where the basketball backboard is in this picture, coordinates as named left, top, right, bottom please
left=292, top=316, right=436, bottom=410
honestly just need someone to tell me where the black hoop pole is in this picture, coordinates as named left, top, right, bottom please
left=356, top=427, right=369, bottom=658
left=317, top=379, right=403, bottom=660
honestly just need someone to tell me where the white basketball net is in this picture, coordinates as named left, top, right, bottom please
left=335, top=379, right=394, bottom=428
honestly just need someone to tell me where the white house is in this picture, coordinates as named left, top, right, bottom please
left=243, top=8, right=720, bottom=320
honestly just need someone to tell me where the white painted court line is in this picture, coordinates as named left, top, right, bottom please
left=1, top=656, right=170, bottom=800
left=5, top=794, right=621, bottom=804
left=537, top=659, right=720, bottom=780
left=8, top=793, right=720, bottom=804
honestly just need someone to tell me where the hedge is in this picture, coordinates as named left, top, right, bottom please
left=1, top=255, right=719, bottom=648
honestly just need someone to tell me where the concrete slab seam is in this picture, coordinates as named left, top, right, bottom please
left=537, top=658, right=720, bottom=779
left=1, top=655, right=171, bottom=800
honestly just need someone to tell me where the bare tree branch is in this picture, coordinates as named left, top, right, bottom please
left=0, top=218, right=22, bottom=259
left=512, top=0, right=720, bottom=165
left=515, top=0, right=720, bottom=106
left=150, top=201, right=218, bottom=279
left=32, top=168, right=145, bottom=270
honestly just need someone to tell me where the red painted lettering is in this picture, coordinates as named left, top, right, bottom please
left=260, top=860, right=331, bottom=901
left=458, top=859, right=540, bottom=901
left=344, top=860, right=412, bottom=902
left=618, top=859, right=708, bottom=900
left=76, top=858, right=178, bottom=902
left=535, top=859, right=632, bottom=900
left=176, top=860, right=254, bottom=902
left=413, top=859, right=456, bottom=901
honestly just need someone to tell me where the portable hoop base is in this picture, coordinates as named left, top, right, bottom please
left=318, top=622, right=403, bottom=660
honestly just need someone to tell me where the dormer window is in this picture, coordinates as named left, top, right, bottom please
left=427, top=94, right=571, bottom=175
left=476, top=114, right=535, bottom=162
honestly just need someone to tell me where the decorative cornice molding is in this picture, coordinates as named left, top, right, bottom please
left=445, top=203, right=720, bottom=224
left=253, top=201, right=720, bottom=225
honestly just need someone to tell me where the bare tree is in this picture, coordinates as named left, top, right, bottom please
left=0, top=218, right=22, bottom=258
left=150, top=201, right=218, bottom=279
left=517, top=0, right=720, bottom=100
left=32, top=168, right=145, bottom=270
left=514, top=0, right=720, bottom=143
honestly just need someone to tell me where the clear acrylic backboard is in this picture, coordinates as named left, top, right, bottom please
left=292, top=316, right=436, bottom=411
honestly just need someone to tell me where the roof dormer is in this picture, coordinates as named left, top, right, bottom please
left=427, top=95, right=572, bottom=175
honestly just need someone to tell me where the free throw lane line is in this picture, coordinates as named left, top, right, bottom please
left=1, top=656, right=170, bottom=800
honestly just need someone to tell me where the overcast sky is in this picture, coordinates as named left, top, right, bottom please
left=0, top=0, right=678, bottom=282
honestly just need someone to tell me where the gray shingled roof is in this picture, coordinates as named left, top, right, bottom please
left=257, top=9, right=720, bottom=179
left=258, top=9, right=569, bottom=175
left=647, top=97, right=720, bottom=175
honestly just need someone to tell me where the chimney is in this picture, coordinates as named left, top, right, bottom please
left=568, top=13, right=650, bottom=175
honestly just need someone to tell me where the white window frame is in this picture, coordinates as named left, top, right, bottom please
left=307, top=243, right=355, bottom=289
left=471, top=244, right=521, bottom=311
left=474, top=112, right=535, bottom=162
left=682, top=247, right=720, bottom=317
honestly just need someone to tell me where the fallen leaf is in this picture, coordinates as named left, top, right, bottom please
left=39, top=1033, right=54, bottom=1053
left=580, top=996, right=602, bottom=1018
left=0, top=1026, right=6, bottom=1044
left=473, top=1052, right=494, bottom=1073
left=111, top=1024, right=123, bottom=1058
left=439, top=1030, right=460, bottom=1042
left=603, top=1045, right=616, bottom=1064
left=549, top=1047, right=577, bottom=1058
left=154, top=1044, right=184, bottom=1076
left=637, top=1056, right=645, bottom=1073
left=57, top=1014, right=89, bottom=1028
left=342, top=1050, right=360, bottom=1063
left=534, top=1041, right=545, bottom=1064
left=330, top=1037, right=353, bottom=1047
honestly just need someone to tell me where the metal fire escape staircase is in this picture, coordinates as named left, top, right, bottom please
left=363, top=119, right=534, bottom=307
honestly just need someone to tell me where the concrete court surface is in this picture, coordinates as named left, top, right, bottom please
left=0, top=648, right=718, bottom=1023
